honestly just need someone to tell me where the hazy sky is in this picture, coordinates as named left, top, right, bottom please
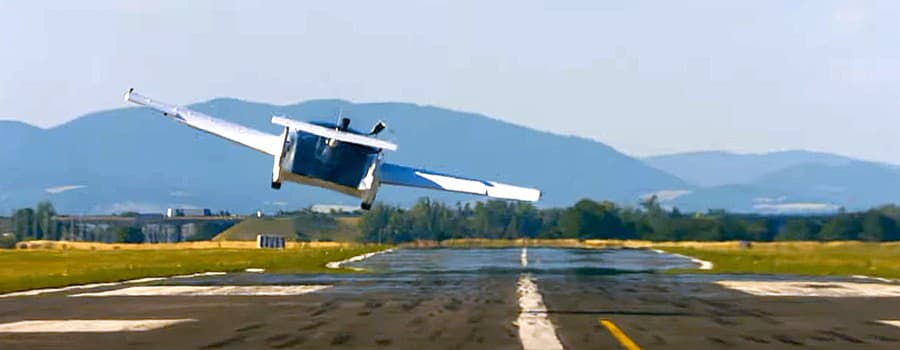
left=2, top=1, right=899, bottom=163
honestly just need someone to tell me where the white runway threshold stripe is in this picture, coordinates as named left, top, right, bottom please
left=0, top=319, right=196, bottom=333
left=70, top=285, right=331, bottom=297
left=716, top=281, right=900, bottom=297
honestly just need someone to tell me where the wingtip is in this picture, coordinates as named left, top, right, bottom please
left=123, top=88, right=134, bottom=102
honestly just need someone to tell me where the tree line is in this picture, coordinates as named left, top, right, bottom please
left=6, top=197, right=900, bottom=245
left=359, top=196, right=900, bottom=243
left=9, top=201, right=59, bottom=241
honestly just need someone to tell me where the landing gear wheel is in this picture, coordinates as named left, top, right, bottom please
left=361, top=202, right=372, bottom=210
left=271, top=181, right=282, bottom=190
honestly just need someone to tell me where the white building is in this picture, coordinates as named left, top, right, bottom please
left=310, top=204, right=360, bottom=214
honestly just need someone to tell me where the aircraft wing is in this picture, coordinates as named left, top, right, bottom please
left=379, top=163, right=541, bottom=201
left=272, top=116, right=398, bottom=151
left=124, top=89, right=282, bottom=155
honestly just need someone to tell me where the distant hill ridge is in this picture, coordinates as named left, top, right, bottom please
left=0, top=98, right=685, bottom=213
left=644, top=150, right=900, bottom=212
left=5, top=99, right=899, bottom=214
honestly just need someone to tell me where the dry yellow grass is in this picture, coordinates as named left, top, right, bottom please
left=582, top=240, right=744, bottom=249
left=16, top=240, right=354, bottom=250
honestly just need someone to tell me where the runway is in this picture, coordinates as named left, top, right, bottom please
left=0, top=248, right=898, bottom=349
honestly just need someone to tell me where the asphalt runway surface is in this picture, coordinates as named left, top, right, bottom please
left=0, top=248, right=898, bottom=349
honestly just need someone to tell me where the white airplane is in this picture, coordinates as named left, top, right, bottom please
left=124, top=89, right=541, bottom=209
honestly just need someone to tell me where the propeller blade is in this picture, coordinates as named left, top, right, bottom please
left=369, top=120, right=386, bottom=135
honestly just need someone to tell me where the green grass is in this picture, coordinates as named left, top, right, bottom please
left=661, top=242, right=900, bottom=278
left=0, top=245, right=389, bottom=294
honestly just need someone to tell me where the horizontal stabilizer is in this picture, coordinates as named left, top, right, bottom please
left=272, top=116, right=398, bottom=151
left=380, top=163, right=541, bottom=201
left=124, top=89, right=281, bottom=155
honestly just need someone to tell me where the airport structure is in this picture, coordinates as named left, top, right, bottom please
left=51, top=212, right=243, bottom=243
left=309, top=204, right=361, bottom=214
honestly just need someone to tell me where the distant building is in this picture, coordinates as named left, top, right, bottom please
left=134, top=213, right=164, bottom=224
left=310, top=204, right=360, bottom=214
left=166, top=208, right=212, bottom=217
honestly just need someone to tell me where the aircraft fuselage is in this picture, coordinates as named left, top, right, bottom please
left=277, top=122, right=382, bottom=206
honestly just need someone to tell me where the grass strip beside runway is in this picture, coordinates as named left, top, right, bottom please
left=661, top=242, right=900, bottom=278
left=0, top=245, right=389, bottom=294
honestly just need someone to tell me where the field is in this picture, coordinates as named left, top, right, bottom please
left=0, top=243, right=389, bottom=294
left=16, top=240, right=355, bottom=250
left=659, top=241, right=900, bottom=278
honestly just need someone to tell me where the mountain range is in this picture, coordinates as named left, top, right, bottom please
left=644, top=151, right=900, bottom=213
left=2, top=98, right=898, bottom=214
left=0, top=98, right=685, bottom=214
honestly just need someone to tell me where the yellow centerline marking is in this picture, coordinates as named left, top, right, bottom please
left=599, top=319, right=642, bottom=350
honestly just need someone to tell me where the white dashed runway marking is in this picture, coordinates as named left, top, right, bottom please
left=0, top=319, right=196, bottom=333
left=877, top=320, right=900, bottom=328
left=716, top=281, right=900, bottom=297
left=516, top=247, right=564, bottom=350
left=71, top=285, right=331, bottom=297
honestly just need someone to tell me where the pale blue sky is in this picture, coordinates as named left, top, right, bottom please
left=2, top=1, right=899, bottom=163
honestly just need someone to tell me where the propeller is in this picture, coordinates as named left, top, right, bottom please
left=336, top=108, right=350, bottom=131
left=369, top=120, right=386, bottom=135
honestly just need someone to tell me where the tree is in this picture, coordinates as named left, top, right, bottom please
left=115, top=227, right=144, bottom=243
left=35, top=201, right=56, bottom=240
left=510, top=202, right=541, bottom=238
left=12, top=208, right=35, bottom=240
left=860, top=211, right=899, bottom=241
left=560, top=199, right=624, bottom=239
left=775, top=219, right=819, bottom=241
left=819, top=214, right=862, bottom=241
left=0, top=233, right=16, bottom=249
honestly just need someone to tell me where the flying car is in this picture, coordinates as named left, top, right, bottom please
left=124, top=89, right=541, bottom=209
